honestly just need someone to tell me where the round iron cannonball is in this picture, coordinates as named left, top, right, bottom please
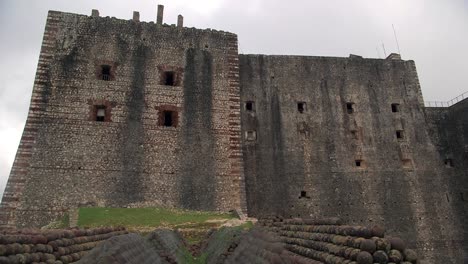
left=388, top=249, right=403, bottom=263
left=356, top=251, right=373, bottom=264
left=360, top=239, right=376, bottom=253
left=373, top=250, right=389, bottom=264
left=371, top=225, right=385, bottom=238
left=403, top=249, right=418, bottom=262
left=389, top=237, right=406, bottom=252
left=375, top=238, right=391, bottom=253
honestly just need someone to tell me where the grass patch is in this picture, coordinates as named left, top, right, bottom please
left=77, top=207, right=236, bottom=229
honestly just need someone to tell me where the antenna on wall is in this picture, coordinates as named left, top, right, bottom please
left=376, top=47, right=382, bottom=59
left=392, top=24, right=402, bottom=55
left=382, top=43, right=387, bottom=57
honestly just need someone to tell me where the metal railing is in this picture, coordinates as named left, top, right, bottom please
left=425, top=91, right=468, bottom=108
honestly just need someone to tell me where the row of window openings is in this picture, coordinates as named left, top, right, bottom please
left=94, top=106, right=176, bottom=127
left=245, top=102, right=401, bottom=113
left=100, top=65, right=176, bottom=86
left=354, top=158, right=454, bottom=168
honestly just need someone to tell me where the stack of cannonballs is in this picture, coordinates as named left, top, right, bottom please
left=259, top=217, right=420, bottom=264
left=0, top=227, right=127, bottom=264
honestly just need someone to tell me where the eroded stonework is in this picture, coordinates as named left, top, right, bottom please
left=0, top=8, right=467, bottom=263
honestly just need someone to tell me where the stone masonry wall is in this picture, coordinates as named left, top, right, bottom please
left=239, top=54, right=465, bottom=263
left=425, top=99, right=468, bottom=263
left=0, top=11, right=245, bottom=228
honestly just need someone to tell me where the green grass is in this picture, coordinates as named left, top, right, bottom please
left=77, top=207, right=236, bottom=229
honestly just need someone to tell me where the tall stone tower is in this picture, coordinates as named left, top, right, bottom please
left=0, top=7, right=246, bottom=228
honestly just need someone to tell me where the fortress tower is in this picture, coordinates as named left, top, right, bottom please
left=1, top=6, right=467, bottom=263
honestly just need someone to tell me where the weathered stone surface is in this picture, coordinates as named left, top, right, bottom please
left=0, top=6, right=466, bottom=264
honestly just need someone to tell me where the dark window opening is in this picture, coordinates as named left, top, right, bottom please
left=101, top=65, right=111, bottom=81
left=164, top=71, right=175, bottom=86
left=297, top=102, right=306, bottom=113
left=444, top=159, right=454, bottom=168
left=299, top=191, right=310, bottom=199
left=245, top=101, right=254, bottom=111
left=355, top=160, right=363, bottom=167
left=351, top=130, right=359, bottom=140
left=163, top=111, right=174, bottom=127
left=346, top=103, right=354, bottom=114
left=396, top=130, right=404, bottom=139
left=391, top=103, right=400, bottom=113
left=96, top=106, right=106, bottom=122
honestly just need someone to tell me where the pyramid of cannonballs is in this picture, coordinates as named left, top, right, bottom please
left=259, top=217, right=420, bottom=264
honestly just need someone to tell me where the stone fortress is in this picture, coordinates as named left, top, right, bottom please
left=0, top=5, right=466, bottom=263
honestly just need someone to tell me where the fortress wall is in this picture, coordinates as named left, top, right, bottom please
left=425, top=100, right=468, bottom=261
left=239, top=54, right=464, bottom=262
left=0, top=11, right=245, bottom=228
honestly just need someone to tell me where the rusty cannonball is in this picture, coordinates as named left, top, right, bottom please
left=371, top=225, right=385, bottom=238
left=388, top=249, right=403, bottom=263
left=375, top=238, right=391, bottom=253
left=360, top=239, right=376, bottom=253
left=356, top=251, right=373, bottom=264
left=389, top=237, right=406, bottom=252
left=373, top=250, right=389, bottom=264
left=403, top=249, right=418, bottom=262
left=350, top=249, right=361, bottom=261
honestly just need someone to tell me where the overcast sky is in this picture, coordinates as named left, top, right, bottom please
left=0, top=0, right=467, bottom=198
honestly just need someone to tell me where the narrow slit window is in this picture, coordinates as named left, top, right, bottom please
left=96, top=106, right=106, bottom=122
left=391, top=103, right=400, bottom=113
left=444, top=159, right=454, bottom=168
left=396, top=130, right=404, bottom=139
left=101, top=65, right=111, bottom=81
left=164, top=111, right=173, bottom=127
left=346, top=103, right=354, bottom=114
left=297, top=102, right=306, bottom=113
left=245, top=101, right=254, bottom=112
left=164, top=71, right=175, bottom=86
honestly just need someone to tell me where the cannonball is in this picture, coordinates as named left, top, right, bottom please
left=371, top=225, right=385, bottom=238
left=389, top=237, right=406, bottom=251
left=350, top=249, right=361, bottom=261
left=373, top=250, right=389, bottom=264
left=388, top=249, right=403, bottom=263
left=403, top=249, right=418, bottom=262
left=360, top=239, right=376, bottom=253
left=375, top=238, right=391, bottom=253
left=356, top=251, right=373, bottom=264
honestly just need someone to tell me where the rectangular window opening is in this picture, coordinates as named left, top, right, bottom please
left=101, top=65, right=111, bottom=81
left=246, top=131, right=257, bottom=141
left=164, top=111, right=173, bottom=127
left=346, top=103, right=354, bottom=114
left=444, top=159, right=454, bottom=168
left=297, top=102, right=306, bottom=113
left=396, top=130, right=404, bottom=139
left=96, top=106, right=106, bottom=122
left=355, top=159, right=363, bottom=167
left=245, top=101, right=254, bottom=112
left=164, top=71, right=175, bottom=86
left=299, top=191, right=309, bottom=199
left=391, top=103, right=400, bottom=113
